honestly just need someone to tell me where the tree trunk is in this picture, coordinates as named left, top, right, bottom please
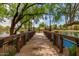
left=9, top=4, right=36, bottom=35
left=49, top=15, right=51, bottom=31
left=28, top=21, right=31, bottom=31
left=69, top=3, right=72, bottom=23
left=10, top=15, right=20, bottom=35
left=10, top=19, right=16, bottom=35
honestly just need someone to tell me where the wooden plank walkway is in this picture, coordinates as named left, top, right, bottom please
left=16, top=33, right=58, bottom=56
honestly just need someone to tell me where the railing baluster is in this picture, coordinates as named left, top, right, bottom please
left=0, top=31, right=36, bottom=56
left=59, top=35, right=63, bottom=53
left=76, top=39, right=79, bottom=56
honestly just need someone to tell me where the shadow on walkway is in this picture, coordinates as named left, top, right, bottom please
left=16, top=33, right=58, bottom=56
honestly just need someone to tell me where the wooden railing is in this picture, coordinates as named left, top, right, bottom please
left=43, top=30, right=79, bottom=56
left=54, top=33, right=79, bottom=55
left=0, top=31, right=35, bottom=56
left=43, top=30, right=52, bottom=41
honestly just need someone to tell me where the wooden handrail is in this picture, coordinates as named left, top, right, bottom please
left=54, top=33, right=79, bottom=43
left=0, top=33, right=26, bottom=47
left=43, top=30, right=79, bottom=55
left=0, top=31, right=35, bottom=46
left=0, top=33, right=24, bottom=40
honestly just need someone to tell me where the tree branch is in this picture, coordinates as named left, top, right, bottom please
left=14, top=4, right=37, bottom=24
left=14, top=19, right=29, bottom=34
left=12, top=3, right=21, bottom=23
left=16, top=3, right=21, bottom=13
left=24, top=3, right=36, bottom=11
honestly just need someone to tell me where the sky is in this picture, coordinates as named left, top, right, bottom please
left=32, top=15, right=65, bottom=27
left=0, top=15, right=65, bottom=27
left=0, top=3, right=66, bottom=27
left=0, top=18, right=11, bottom=27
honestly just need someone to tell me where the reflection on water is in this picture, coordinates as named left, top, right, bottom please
left=61, top=32, right=79, bottom=38
left=72, top=32, right=79, bottom=38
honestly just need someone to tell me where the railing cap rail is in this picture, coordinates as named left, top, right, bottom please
left=0, top=32, right=26, bottom=40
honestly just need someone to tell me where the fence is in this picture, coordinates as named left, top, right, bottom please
left=0, top=31, right=35, bottom=56
left=43, top=30, right=79, bottom=56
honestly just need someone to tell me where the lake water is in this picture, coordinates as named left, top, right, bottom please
left=0, top=32, right=20, bottom=37
left=63, top=38, right=76, bottom=48
left=62, top=32, right=78, bottom=48
left=62, top=32, right=79, bottom=38
left=52, top=32, right=78, bottom=48
left=0, top=32, right=9, bottom=37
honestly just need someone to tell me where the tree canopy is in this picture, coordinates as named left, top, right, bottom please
left=0, top=3, right=79, bottom=34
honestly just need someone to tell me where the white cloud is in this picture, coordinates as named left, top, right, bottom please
left=0, top=18, right=11, bottom=27
left=39, top=18, right=44, bottom=23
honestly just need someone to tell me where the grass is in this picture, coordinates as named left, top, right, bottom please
left=0, top=32, right=3, bottom=34
left=69, top=44, right=76, bottom=56
left=14, top=39, right=20, bottom=52
left=3, top=39, right=17, bottom=56
left=5, top=46, right=16, bottom=56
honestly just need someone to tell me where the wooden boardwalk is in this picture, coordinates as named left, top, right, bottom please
left=16, top=33, right=58, bottom=56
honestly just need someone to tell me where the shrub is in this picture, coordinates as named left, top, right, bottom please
left=13, top=39, right=20, bottom=52
left=5, top=46, right=16, bottom=56
left=69, top=44, right=76, bottom=56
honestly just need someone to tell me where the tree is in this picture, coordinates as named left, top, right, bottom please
left=9, top=3, right=37, bottom=35
left=58, top=3, right=79, bottom=24
left=1, top=3, right=73, bottom=34
left=0, top=3, right=46, bottom=35
left=5, top=26, right=10, bottom=33
left=51, top=24, right=57, bottom=30
left=39, top=22, right=45, bottom=28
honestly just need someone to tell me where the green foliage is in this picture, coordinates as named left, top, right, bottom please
left=0, top=3, right=18, bottom=18
left=13, top=39, right=20, bottom=52
left=5, top=48, right=16, bottom=56
left=54, top=14, right=61, bottom=21
left=0, top=4, right=7, bottom=17
left=6, top=3, right=18, bottom=17
left=0, top=32, right=2, bottom=34
left=36, top=27, right=40, bottom=32
left=51, top=24, right=57, bottom=29
left=3, top=39, right=17, bottom=56
left=1, top=3, right=79, bottom=33
left=39, top=22, right=45, bottom=28
left=59, top=24, right=66, bottom=30
left=69, top=44, right=76, bottom=56
left=0, top=25, right=10, bottom=34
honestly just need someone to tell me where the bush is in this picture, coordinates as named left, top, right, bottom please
left=5, top=46, right=16, bottom=56
left=69, top=44, right=76, bottom=56
left=13, top=39, right=20, bottom=52
left=4, top=39, right=18, bottom=56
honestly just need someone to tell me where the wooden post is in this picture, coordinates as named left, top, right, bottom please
left=59, top=35, right=63, bottom=53
left=48, top=32, right=52, bottom=41
left=76, top=39, right=79, bottom=56
left=0, top=39, right=4, bottom=47
left=56, top=34, right=58, bottom=47
left=20, top=34, right=24, bottom=47
left=19, top=35, right=22, bottom=48
left=50, top=32, right=52, bottom=41
left=16, top=37, right=20, bottom=52
left=53, top=33, right=58, bottom=47
left=23, top=33, right=26, bottom=45
left=53, top=33, right=56, bottom=45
